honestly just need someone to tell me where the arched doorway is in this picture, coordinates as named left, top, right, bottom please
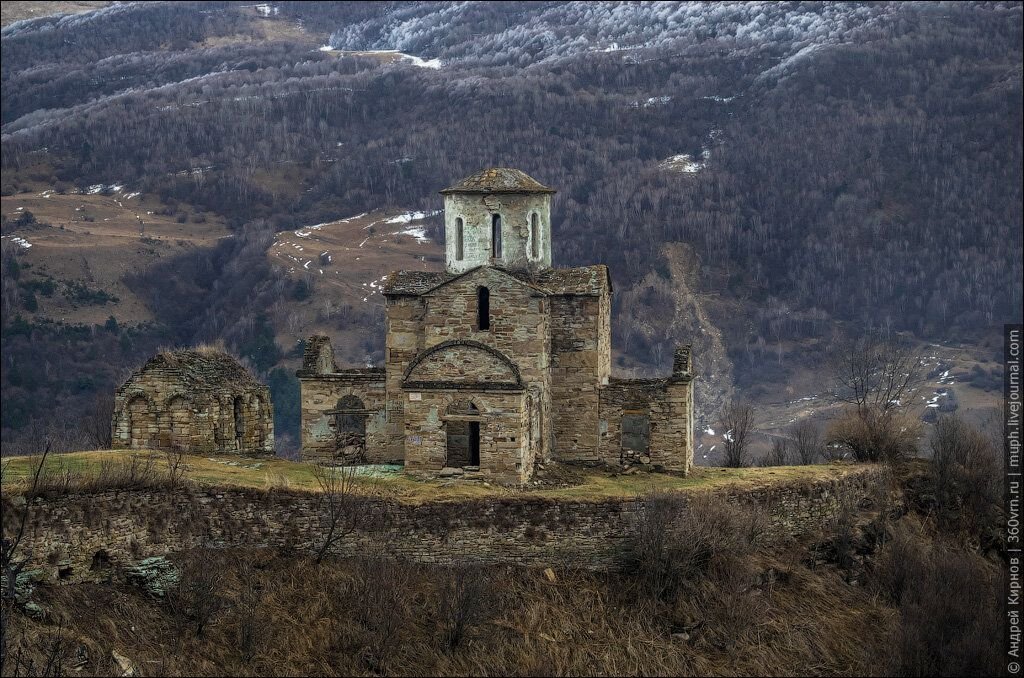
left=233, top=396, right=244, bottom=449
left=331, top=395, right=367, bottom=463
left=127, top=396, right=154, bottom=448
left=446, top=400, right=480, bottom=467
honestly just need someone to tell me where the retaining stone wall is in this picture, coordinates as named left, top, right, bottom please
left=3, top=467, right=884, bottom=584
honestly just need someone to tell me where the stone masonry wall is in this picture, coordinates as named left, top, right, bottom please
left=443, top=192, right=552, bottom=273
left=299, top=371, right=388, bottom=463
left=4, top=467, right=884, bottom=584
left=385, top=295, right=428, bottom=461
left=403, top=390, right=529, bottom=484
left=549, top=295, right=604, bottom=462
left=405, top=267, right=552, bottom=466
left=598, top=378, right=692, bottom=472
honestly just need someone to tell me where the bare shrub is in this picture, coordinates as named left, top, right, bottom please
left=871, top=527, right=1001, bottom=676
left=790, top=419, right=823, bottom=465
left=929, top=415, right=1002, bottom=538
left=1, top=444, right=51, bottom=677
left=170, top=554, right=225, bottom=638
left=827, top=408, right=920, bottom=465
left=437, top=566, right=492, bottom=653
left=88, top=453, right=161, bottom=492
left=233, top=556, right=263, bottom=661
left=164, top=448, right=187, bottom=489
left=31, top=455, right=82, bottom=497
left=718, top=399, right=755, bottom=468
left=825, top=484, right=861, bottom=571
left=626, top=490, right=766, bottom=603
left=81, top=392, right=115, bottom=449
left=348, top=556, right=415, bottom=674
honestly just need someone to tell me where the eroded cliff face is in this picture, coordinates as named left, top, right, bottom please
left=614, top=243, right=733, bottom=428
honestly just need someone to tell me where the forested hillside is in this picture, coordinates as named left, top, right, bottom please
left=1, top=1, right=1020, bottom=449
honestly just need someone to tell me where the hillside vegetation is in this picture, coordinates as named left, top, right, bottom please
left=1, top=1, right=1019, bottom=454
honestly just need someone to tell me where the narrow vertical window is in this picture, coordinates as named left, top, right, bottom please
left=491, top=214, right=502, bottom=258
left=477, top=286, right=490, bottom=330
left=455, top=217, right=464, bottom=261
left=530, top=213, right=539, bottom=258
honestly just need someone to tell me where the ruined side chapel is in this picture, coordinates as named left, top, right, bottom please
left=112, top=349, right=274, bottom=455
left=299, top=168, right=694, bottom=483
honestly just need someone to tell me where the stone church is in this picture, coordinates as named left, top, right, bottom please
left=298, top=168, right=694, bottom=484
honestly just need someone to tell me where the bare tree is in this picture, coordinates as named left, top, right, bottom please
left=82, top=392, right=115, bottom=449
left=790, top=419, right=823, bottom=465
left=719, top=399, right=755, bottom=468
left=829, top=333, right=924, bottom=417
left=827, top=333, right=924, bottom=463
left=311, top=464, right=373, bottom=564
left=765, top=437, right=790, bottom=466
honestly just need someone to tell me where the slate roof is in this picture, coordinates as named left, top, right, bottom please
left=382, top=265, right=609, bottom=297
left=382, top=270, right=455, bottom=296
left=440, top=168, right=556, bottom=194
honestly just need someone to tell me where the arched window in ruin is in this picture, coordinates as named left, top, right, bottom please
left=477, top=286, right=490, bottom=331
left=332, top=395, right=367, bottom=463
left=491, top=214, right=502, bottom=258
left=126, top=396, right=154, bottom=448
left=166, top=395, right=192, bottom=452
left=455, top=217, right=464, bottom=261
left=233, top=396, right=244, bottom=444
left=252, top=395, right=265, bottom=445
left=530, top=213, right=539, bottom=259
left=446, top=400, right=480, bottom=467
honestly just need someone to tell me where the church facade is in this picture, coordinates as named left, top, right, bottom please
left=298, top=168, right=694, bottom=484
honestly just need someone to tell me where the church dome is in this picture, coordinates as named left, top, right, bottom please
left=440, top=167, right=556, bottom=194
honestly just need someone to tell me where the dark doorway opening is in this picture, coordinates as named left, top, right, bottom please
left=469, top=421, right=481, bottom=466
left=233, top=396, right=244, bottom=443
left=446, top=400, right=481, bottom=467
left=332, top=395, right=367, bottom=463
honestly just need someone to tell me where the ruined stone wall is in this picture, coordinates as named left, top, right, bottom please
left=403, top=390, right=529, bottom=484
left=597, top=283, right=612, bottom=384
left=4, top=467, right=884, bottom=583
left=298, top=371, right=388, bottom=463
left=112, top=371, right=273, bottom=455
left=443, top=192, right=552, bottom=273
left=549, top=295, right=604, bottom=462
left=598, top=378, right=692, bottom=472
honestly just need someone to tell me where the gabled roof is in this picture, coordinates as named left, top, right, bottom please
left=440, top=168, right=556, bottom=195
left=382, top=264, right=610, bottom=297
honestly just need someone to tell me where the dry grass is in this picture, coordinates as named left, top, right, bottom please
left=0, top=450, right=870, bottom=503
left=3, top=544, right=898, bottom=677
left=3, top=465, right=1002, bottom=677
